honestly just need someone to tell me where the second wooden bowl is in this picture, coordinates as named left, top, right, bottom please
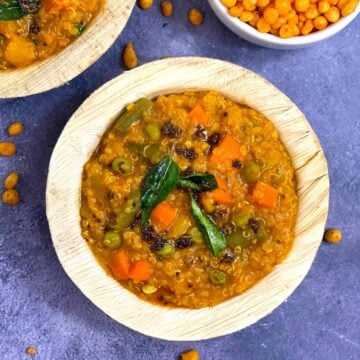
left=0, top=0, right=135, bottom=98
left=46, top=57, right=329, bottom=340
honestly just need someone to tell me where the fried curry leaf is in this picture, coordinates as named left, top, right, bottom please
left=18, top=0, right=40, bottom=14
left=179, top=173, right=218, bottom=192
left=114, top=98, right=153, bottom=133
left=190, top=195, right=227, bottom=257
left=0, top=0, right=25, bottom=20
left=141, top=156, right=180, bottom=225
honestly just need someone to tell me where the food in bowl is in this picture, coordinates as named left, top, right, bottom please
left=0, top=0, right=103, bottom=69
left=80, top=91, right=298, bottom=309
left=220, top=0, right=359, bottom=38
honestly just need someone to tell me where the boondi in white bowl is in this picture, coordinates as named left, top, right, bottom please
left=208, top=0, right=359, bottom=49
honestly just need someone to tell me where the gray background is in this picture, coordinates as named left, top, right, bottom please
left=0, top=1, right=359, bottom=359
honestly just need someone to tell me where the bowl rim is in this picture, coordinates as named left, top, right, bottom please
left=0, top=0, right=136, bottom=99
left=208, top=0, right=360, bottom=48
left=46, top=56, right=329, bottom=341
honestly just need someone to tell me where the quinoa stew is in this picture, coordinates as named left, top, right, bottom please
left=80, top=91, right=298, bottom=309
left=0, top=0, right=103, bottom=69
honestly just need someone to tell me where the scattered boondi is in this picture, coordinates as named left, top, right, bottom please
left=138, top=0, right=153, bottom=10
left=123, top=42, right=138, bottom=70
left=161, top=1, right=173, bottom=17
left=4, top=171, right=19, bottom=190
left=8, top=122, right=24, bottom=137
left=2, top=189, right=20, bottom=205
left=0, top=142, right=16, bottom=157
left=324, top=229, right=342, bottom=244
left=181, top=349, right=200, bottom=360
left=25, top=346, right=37, bottom=356
left=188, top=8, right=204, bottom=26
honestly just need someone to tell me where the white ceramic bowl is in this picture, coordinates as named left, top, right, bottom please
left=0, top=0, right=135, bottom=98
left=208, top=0, right=360, bottom=49
left=46, top=57, right=329, bottom=340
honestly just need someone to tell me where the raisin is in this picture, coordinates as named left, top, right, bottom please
left=150, top=237, right=167, bottom=251
left=222, top=251, right=235, bottom=264
left=161, top=121, right=182, bottom=138
left=176, top=236, right=193, bottom=249
left=194, top=124, right=207, bottom=141
left=232, top=159, right=243, bottom=169
left=175, top=146, right=197, bottom=161
left=207, top=132, right=221, bottom=151
left=249, top=218, right=260, bottom=234
left=181, top=166, right=194, bottom=177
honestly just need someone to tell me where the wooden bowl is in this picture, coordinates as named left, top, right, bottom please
left=0, top=0, right=135, bottom=98
left=46, top=57, right=329, bottom=340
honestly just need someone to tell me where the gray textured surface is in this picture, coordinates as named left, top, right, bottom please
left=0, top=1, right=359, bottom=359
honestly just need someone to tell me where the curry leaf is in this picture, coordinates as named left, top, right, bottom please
left=190, top=195, right=227, bottom=257
left=0, top=0, right=25, bottom=20
left=179, top=173, right=218, bottom=192
left=141, top=156, right=180, bottom=225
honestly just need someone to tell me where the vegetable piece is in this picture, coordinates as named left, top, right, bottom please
left=111, top=157, right=133, bottom=176
left=208, top=269, right=228, bottom=285
left=155, top=242, right=175, bottom=258
left=123, top=42, right=138, bottom=69
left=189, top=226, right=204, bottom=244
left=179, top=173, right=218, bottom=192
left=242, top=161, right=262, bottom=183
left=4, top=171, right=19, bottom=190
left=141, top=156, right=180, bottom=225
left=227, top=230, right=255, bottom=249
left=0, top=0, right=25, bottom=20
left=167, top=214, right=190, bottom=238
left=209, top=134, right=246, bottom=168
left=129, top=260, right=151, bottom=281
left=2, top=189, right=20, bottom=205
left=189, top=104, right=208, bottom=126
left=190, top=196, right=227, bottom=257
left=4, top=37, right=36, bottom=67
left=110, top=250, right=130, bottom=280
left=202, top=175, right=232, bottom=206
left=145, top=123, right=161, bottom=142
left=250, top=181, right=278, bottom=207
left=181, top=349, right=200, bottom=360
left=104, top=231, right=122, bottom=250
left=231, top=211, right=251, bottom=227
left=324, top=229, right=342, bottom=244
left=142, top=284, right=157, bottom=294
left=150, top=201, right=178, bottom=231
left=0, top=142, right=16, bottom=157
left=42, top=0, right=68, bottom=11
left=75, top=22, right=86, bottom=36
left=144, top=144, right=163, bottom=164
left=114, top=98, right=153, bottom=133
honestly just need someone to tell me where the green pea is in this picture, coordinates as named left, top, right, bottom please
left=242, top=161, right=262, bottom=183
left=142, top=284, right=158, bottom=294
left=112, top=157, right=133, bottom=176
left=231, top=212, right=251, bottom=228
left=209, top=269, right=227, bottom=285
left=145, top=123, right=161, bottom=142
left=144, top=144, right=163, bottom=164
left=103, top=231, right=122, bottom=250
left=156, top=243, right=175, bottom=258
left=189, top=226, right=204, bottom=244
left=227, top=231, right=255, bottom=249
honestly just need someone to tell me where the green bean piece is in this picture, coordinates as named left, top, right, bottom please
left=103, top=231, right=122, bottom=250
left=156, top=243, right=175, bottom=258
left=142, top=284, right=158, bottom=294
left=127, top=143, right=145, bottom=155
left=189, top=227, right=204, bottom=245
left=145, top=123, right=161, bottom=142
left=209, top=269, right=228, bottom=285
left=112, top=213, right=134, bottom=232
left=112, top=157, right=133, bottom=176
left=253, top=219, right=269, bottom=242
left=227, top=231, right=255, bottom=249
left=242, top=161, right=262, bottom=183
left=114, top=98, right=153, bottom=133
left=231, top=212, right=251, bottom=228
left=144, top=144, right=163, bottom=164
